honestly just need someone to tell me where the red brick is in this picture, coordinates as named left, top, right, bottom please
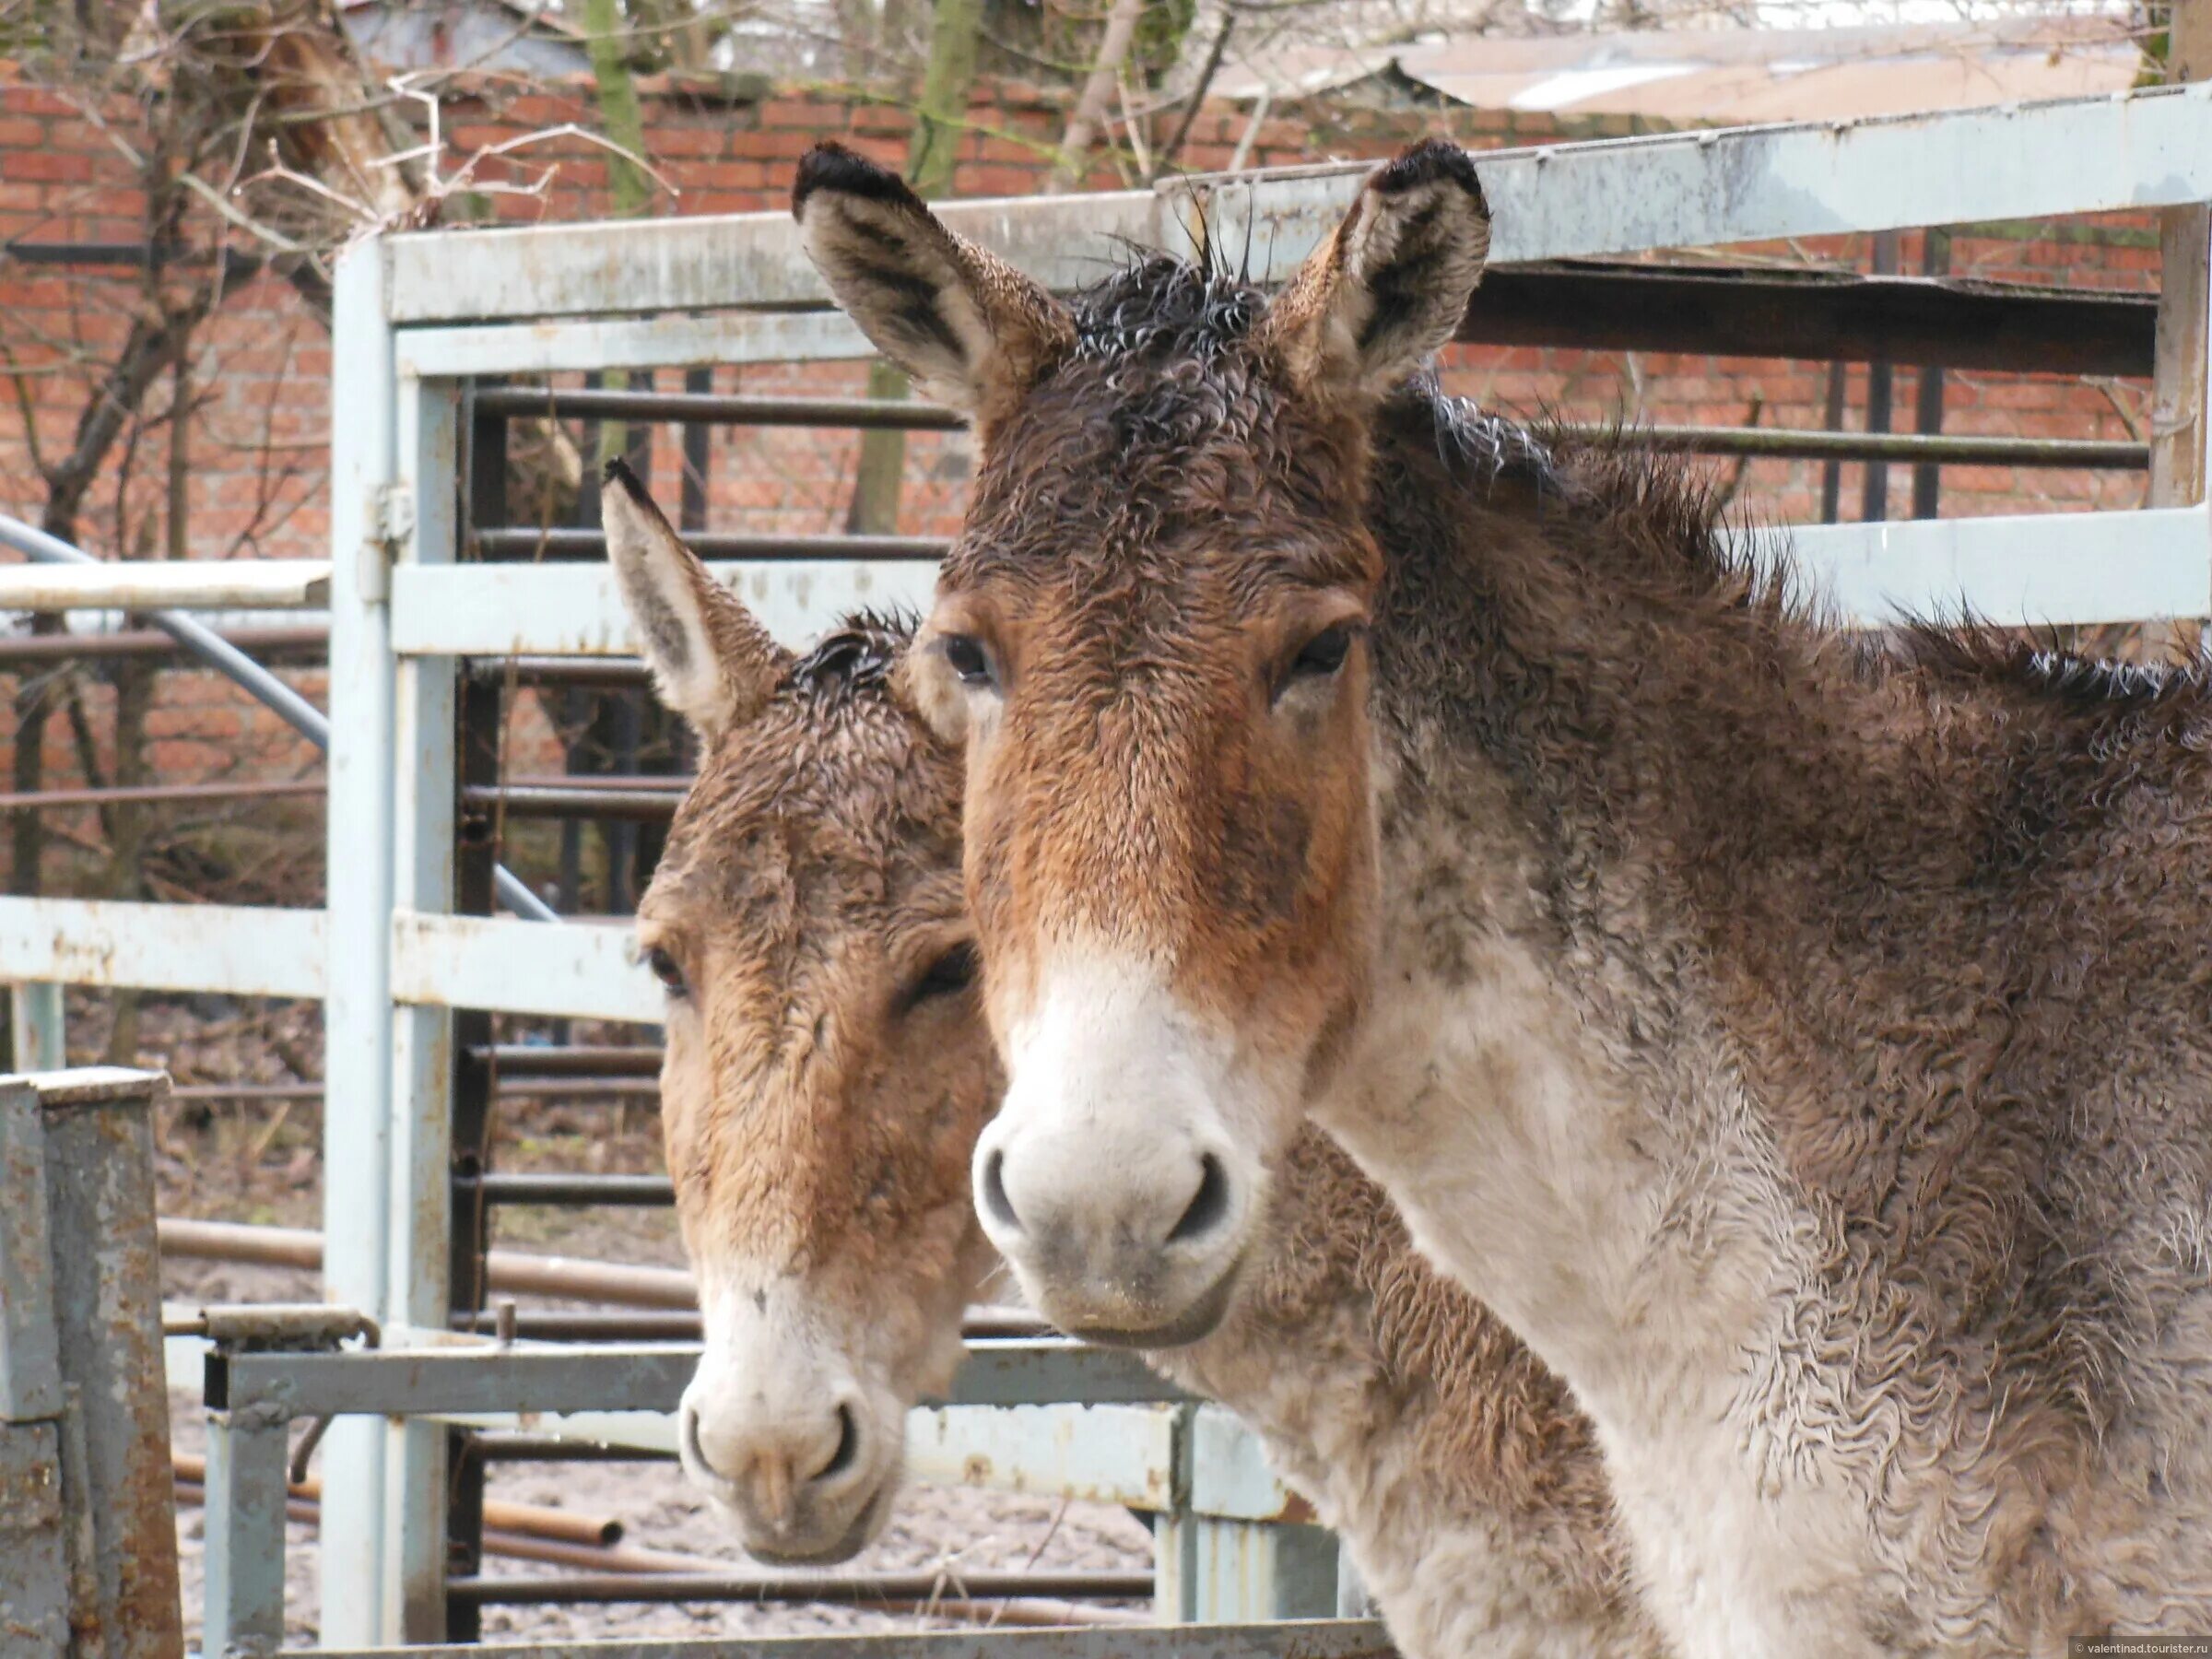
left=4, top=152, right=93, bottom=184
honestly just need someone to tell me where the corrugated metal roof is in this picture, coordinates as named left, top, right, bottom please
left=1217, top=16, right=2143, bottom=121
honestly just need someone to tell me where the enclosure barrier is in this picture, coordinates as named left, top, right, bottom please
left=4, top=88, right=2212, bottom=1652
left=0, top=1067, right=182, bottom=1659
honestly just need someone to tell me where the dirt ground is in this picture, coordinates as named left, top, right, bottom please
left=125, top=993, right=1157, bottom=1648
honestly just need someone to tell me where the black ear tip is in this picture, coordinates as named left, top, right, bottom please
left=1372, top=139, right=1485, bottom=207
left=792, top=140, right=921, bottom=220
left=603, top=455, right=641, bottom=495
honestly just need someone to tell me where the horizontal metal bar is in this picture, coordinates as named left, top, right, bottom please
left=400, top=262, right=2157, bottom=383
left=470, top=388, right=968, bottom=429
left=387, top=88, right=2212, bottom=327
left=162, top=1217, right=698, bottom=1309
left=1755, top=503, right=2212, bottom=626
left=1465, top=261, right=2154, bottom=377
left=0, top=559, right=331, bottom=612
left=386, top=191, right=1157, bottom=324
left=1185, top=84, right=2212, bottom=279
left=461, top=391, right=2148, bottom=468
left=459, top=1172, right=673, bottom=1206
left=452, top=1311, right=699, bottom=1342
left=463, top=783, right=679, bottom=823
left=0, top=780, right=323, bottom=812
left=391, top=910, right=660, bottom=1022
left=447, top=1571, right=1155, bottom=1608
left=467, top=655, right=652, bottom=688
left=1636, top=425, right=2144, bottom=467
left=392, top=559, right=939, bottom=656
left=208, top=1340, right=1187, bottom=1418
left=397, top=309, right=876, bottom=379
left=466, top=1432, right=676, bottom=1463
left=0, top=626, right=327, bottom=667
left=475, top=1043, right=662, bottom=1077
left=471, top=527, right=946, bottom=561
left=0, top=896, right=325, bottom=999
left=449, top=1307, right=1056, bottom=1343
left=164, top=1077, right=664, bottom=1105
left=316, top=1618, right=1394, bottom=1659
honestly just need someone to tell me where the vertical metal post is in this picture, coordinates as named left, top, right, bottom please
left=1818, top=361, right=1846, bottom=525
left=204, top=1406, right=291, bottom=1659
left=2154, top=0, right=2211, bottom=516
left=0, top=1078, right=69, bottom=1659
left=7, top=982, right=65, bottom=1071
left=1156, top=1404, right=1340, bottom=1622
left=384, top=370, right=460, bottom=1641
left=444, top=384, right=508, bottom=1643
left=2, top=1070, right=183, bottom=1658
left=321, top=236, right=399, bottom=1647
left=1335, top=1547, right=1373, bottom=1618
left=1859, top=230, right=1900, bottom=524
left=1911, top=229, right=1950, bottom=522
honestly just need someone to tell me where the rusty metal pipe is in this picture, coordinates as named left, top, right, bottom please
left=157, top=1218, right=699, bottom=1309
left=172, top=1454, right=621, bottom=1547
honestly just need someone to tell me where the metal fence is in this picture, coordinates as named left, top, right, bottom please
left=0, top=1068, right=182, bottom=1659
left=4, top=86, right=2212, bottom=1653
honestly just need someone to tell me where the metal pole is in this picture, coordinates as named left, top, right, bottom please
left=1860, top=230, right=1900, bottom=524
left=1912, top=229, right=1950, bottom=521
left=204, top=1406, right=291, bottom=1659
left=0, top=512, right=552, bottom=924
left=7, top=981, right=65, bottom=1070
left=319, top=237, right=397, bottom=1648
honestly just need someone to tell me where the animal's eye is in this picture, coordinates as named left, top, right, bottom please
left=1287, top=624, right=1356, bottom=685
left=905, top=942, right=979, bottom=1010
left=646, top=947, right=689, bottom=997
left=940, top=634, right=994, bottom=688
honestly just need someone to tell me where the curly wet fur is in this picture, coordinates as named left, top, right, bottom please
left=916, top=245, right=2212, bottom=1650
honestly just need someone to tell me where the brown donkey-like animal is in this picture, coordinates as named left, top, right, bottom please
left=794, top=140, right=2212, bottom=1654
left=603, top=462, right=1665, bottom=1659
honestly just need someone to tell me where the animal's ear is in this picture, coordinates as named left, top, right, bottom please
left=601, top=459, right=792, bottom=744
left=1254, top=139, right=1490, bottom=403
left=793, top=141, right=1074, bottom=422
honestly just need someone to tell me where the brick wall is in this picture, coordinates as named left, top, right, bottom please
left=0, top=63, right=2168, bottom=892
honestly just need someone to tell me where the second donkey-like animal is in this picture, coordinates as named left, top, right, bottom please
left=602, top=461, right=1665, bottom=1659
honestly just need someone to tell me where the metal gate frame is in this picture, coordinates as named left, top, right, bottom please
left=5, top=85, right=2212, bottom=1653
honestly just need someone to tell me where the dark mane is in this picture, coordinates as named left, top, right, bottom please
left=1067, top=253, right=1265, bottom=366
left=1895, top=618, right=2212, bottom=715
left=781, top=608, right=917, bottom=705
left=1062, top=253, right=2201, bottom=726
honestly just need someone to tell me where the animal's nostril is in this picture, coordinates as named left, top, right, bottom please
left=1167, top=1153, right=1230, bottom=1245
left=981, top=1147, right=1021, bottom=1234
left=815, top=1402, right=860, bottom=1484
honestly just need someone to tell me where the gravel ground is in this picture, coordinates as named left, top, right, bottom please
left=170, top=1388, right=1155, bottom=1649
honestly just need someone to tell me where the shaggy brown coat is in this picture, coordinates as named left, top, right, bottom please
left=612, top=468, right=1662, bottom=1658
left=793, top=138, right=2212, bottom=1655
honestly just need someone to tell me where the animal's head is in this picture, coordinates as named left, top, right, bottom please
left=795, top=139, right=1489, bottom=1344
left=606, top=464, right=994, bottom=1562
